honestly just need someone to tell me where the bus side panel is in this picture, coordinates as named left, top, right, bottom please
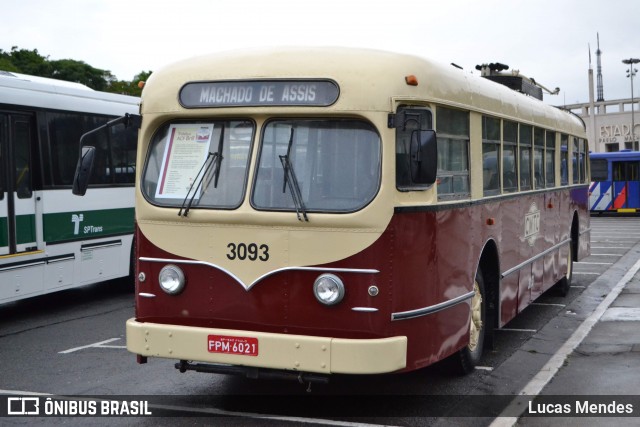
left=388, top=189, right=583, bottom=370
left=387, top=208, right=479, bottom=370
left=572, top=187, right=591, bottom=262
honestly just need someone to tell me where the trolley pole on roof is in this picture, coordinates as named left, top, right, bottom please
left=623, top=58, right=640, bottom=150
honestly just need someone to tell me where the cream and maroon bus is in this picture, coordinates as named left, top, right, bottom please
left=91, top=48, right=589, bottom=380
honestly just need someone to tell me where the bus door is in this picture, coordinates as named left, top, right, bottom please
left=612, top=160, right=640, bottom=210
left=0, top=112, right=37, bottom=255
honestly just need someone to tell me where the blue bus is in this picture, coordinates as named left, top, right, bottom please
left=590, top=150, right=640, bottom=213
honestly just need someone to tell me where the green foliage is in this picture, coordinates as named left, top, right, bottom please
left=0, top=46, right=150, bottom=96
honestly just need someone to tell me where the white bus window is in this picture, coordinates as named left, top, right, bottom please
left=0, top=115, right=5, bottom=200
left=44, top=112, right=137, bottom=187
left=436, top=107, right=469, bottom=199
left=110, top=125, right=137, bottom=183
left=253, top=119, right=381, bottom=213
left=13, top=117, right=33, bottom=199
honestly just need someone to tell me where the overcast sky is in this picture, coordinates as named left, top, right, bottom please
left=2, top=0, right=640, bottom=105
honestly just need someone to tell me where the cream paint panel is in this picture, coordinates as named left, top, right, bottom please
left=331, top=337, right=407, bottom=374
left=126, top=319, right=407, bottom=374
left=469, top=113, right=484, bottom=199
left=138, top=220, right=384, bottom=288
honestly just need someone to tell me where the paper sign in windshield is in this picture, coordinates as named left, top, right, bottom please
left=155, top=124, right=213, bottom=199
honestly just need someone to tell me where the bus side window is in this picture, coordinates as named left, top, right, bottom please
left=0, top=115, right=5, bottom=200
left=503, top=120, right=518, bottom=193
left=436, top=107, right=469, bottom=199
left=395, top=107, right=433, bottom=190
left=482, top=116, right=500, bottom=196
left=545, top=131, right=556, bottom=187
left=533, top=127, right=544, bottom=189
left=12, top=117, right=33, bottom=199
left=591, top=158, right=608, bottom=181
left=519, top=125, right=532, bottom=191
left=111, top=124, right=137, bottom=184
left=560, top=134, right=569, bottom=185
left=579, top=138, right=587, bottom=183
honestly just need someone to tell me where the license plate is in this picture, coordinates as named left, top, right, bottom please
left=207, top=335, right=258, bottom=356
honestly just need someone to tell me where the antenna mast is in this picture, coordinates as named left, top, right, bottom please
left=596, top=33, right=605, bottom=102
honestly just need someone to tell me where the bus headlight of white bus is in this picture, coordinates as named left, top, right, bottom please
left=158, top=265, right=186, bottom=295
left=313, top=274, right=345, bottom=305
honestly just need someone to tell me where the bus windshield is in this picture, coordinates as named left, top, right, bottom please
left=142, top=120, right=253, bottom=209
left=252, top=119, right=381, bottom=213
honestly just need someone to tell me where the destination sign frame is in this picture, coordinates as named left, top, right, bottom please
left=179, top=79, right=340, bottom=108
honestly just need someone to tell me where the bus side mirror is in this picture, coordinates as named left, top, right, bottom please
left=72, top=146, right=96, bottom=196
left=410, top=130, right=438, bottom=185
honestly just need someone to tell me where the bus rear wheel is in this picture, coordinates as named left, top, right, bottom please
left=555, top=241, right=573, bottom=297
left=452, top=269, right=486, bottom=374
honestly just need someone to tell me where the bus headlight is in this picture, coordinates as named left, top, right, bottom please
left=158, top=264, right=185, bottom=295
left=313, top=274, right=345, bottom=305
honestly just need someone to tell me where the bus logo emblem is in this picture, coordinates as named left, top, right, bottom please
left=71, top=214, right=84, bottom=235
left=524, top=203, right=541, bottom=246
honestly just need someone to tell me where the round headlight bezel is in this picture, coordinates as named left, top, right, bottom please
left=313, top=273, right=345, bottom=306
left=158, top=264, right=186, bottom=295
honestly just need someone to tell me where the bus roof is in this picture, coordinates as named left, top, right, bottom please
left=142, top=47, right=585, bottom=135
left=0, top=70, right=139, bottom=116
left=590, top=150, right=640, bottom=160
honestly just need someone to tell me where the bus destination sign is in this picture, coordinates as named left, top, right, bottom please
left=179, top=80, right=339, bottom=108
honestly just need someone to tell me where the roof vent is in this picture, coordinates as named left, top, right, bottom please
left=475, top=63, right=558, bottom=101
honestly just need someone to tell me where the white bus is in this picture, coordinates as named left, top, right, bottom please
left=0, top=71, right=139, bottom=304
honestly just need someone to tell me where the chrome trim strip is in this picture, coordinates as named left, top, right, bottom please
left=580, top=227, right=591, bottom=236
left=501, top=238, right=571, bottom=279
left=81, top=242, right=122, bottom=251
left=0, top=261, right=46, bottom=272
left=139, top=293, right=156, bottom=298
left=46, top=256, right=75, bottom=264
left=391, top=290, right=475, bottom=321
left=351, top=307, right=379, bottom=313
left=138, top=257, right=379, bottom=291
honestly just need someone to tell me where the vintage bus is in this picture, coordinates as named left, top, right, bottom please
left=590, top=150, right=640, bottom=213
left=0, top=71, right=138, bottom=304
left=83, top=48, right=589, bottom=379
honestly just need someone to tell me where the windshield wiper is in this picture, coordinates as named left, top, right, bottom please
left=279, top=128, right=308, bottom=222
left=178, top=126, right=225, bottom=217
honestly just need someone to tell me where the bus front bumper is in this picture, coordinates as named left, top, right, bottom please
left=126, top=318, right=407, bottom=375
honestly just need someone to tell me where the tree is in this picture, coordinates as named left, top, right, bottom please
left=2, top=47, right=50, bottom=76
left=0, top=46, right=151, bottom=96
left=49, top=59, right=113, bottom=92
left=107, top=70, right=153, bottom=96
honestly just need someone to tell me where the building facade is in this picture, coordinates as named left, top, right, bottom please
left=565, top=95, right=640, bottom=153
left=563, top=39, right=639, bottom=153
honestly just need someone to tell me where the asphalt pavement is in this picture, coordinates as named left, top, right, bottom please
left=495, top=235, right=640, bottom=426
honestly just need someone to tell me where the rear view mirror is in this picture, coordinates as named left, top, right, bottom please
left=72, top=146, right=96, bottom=196
left=410, top=130, right=438, bottom=185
